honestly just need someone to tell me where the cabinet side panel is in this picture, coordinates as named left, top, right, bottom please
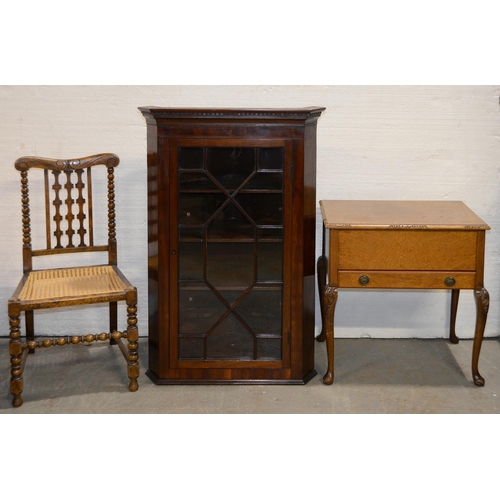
left=290, top=133, right=316, bottom=379
left=290, top=138, right=305, bottom=378
left=146, top=124, right=160, bottom=376
left=302, top=124, right=318, bottom=374
left=157, top=134, right=171, bottom=376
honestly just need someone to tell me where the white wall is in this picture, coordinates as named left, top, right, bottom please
left=1, top=85, right=499, bottom=340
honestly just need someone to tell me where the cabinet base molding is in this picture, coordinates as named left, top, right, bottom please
left=146, top=369, right=318, bottom=385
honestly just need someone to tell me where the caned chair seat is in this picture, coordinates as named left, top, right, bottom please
left=8, top=153, right=139, bottom=408
left=17, top=266, right=129, bottom=305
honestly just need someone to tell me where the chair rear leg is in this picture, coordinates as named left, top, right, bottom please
left=26, top=310, right=35, bottom=354
left=109, top=302, right=118, bottom=345
left=126, top=290, right=139, bottom=392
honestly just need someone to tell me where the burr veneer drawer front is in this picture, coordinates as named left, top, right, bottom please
left=337, top=271, right=476, bottom=289
left=337, top=230, right=478, bottom=271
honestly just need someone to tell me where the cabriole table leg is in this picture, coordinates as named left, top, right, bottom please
left=472, top=287, right=489, bottom=386
left=322, top=285, right=338, bottom=385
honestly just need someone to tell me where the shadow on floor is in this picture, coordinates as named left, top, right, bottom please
left=318, top=337, right=474, bottom=387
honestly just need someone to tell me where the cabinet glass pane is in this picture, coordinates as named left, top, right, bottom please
left=178, top=337, right=204, bottom=359
left=243, top=172, right=282, bottom=191
left=179, top=229, right=204, bottom=280
left=236, top=193, right=283, bottom=225
left=206, top=242, right=255, bottom=289
left=257, top=338, right=282, bottom=360
left=177, top=146, right=284, bottom=361
left=180, top=172, right=217, bottom=191
left=179, top=192, right=226, bottom=225
left=206, top=314, right=255, bottom=360
left=207, top=202, right=255, bottom=240
left=207, top=147, right=255, bottom=190
left=258, top=241, right=283, bottom=281
left=179, top=147, right=204, bottom=170
left=234, top=289, right=282, bottom=335
left=258, top=147, right=284, bottom=171
left=179, top=285, right=228, bottom=335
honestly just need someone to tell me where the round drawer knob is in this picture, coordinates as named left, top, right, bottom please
left=359, top=275, right=370, bottom=286
left=444, top=276, right=456, bottom=287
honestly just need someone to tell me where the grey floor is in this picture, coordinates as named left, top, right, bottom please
left=1, top=336, right=500, bottom=413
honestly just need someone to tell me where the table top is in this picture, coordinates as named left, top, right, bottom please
left=320, top=200, right=490, bottom=230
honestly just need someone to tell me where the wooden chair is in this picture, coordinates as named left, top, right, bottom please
left=8, top=153, right=139, bottom=408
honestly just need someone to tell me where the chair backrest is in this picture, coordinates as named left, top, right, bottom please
left=14, top=153, right=120, bottom=273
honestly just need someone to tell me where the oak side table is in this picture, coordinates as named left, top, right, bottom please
left=317, top=200, right=490, bottom=386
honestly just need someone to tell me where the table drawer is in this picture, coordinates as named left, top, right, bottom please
left=338, top=230, right=477, bottom=271
left=337, top=270, right=476, bottom=289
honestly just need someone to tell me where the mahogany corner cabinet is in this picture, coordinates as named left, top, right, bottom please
left=139, top=107, right=325, bottom=384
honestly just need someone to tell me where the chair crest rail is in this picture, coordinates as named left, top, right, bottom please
left=14, top=153, right=119, bottom=171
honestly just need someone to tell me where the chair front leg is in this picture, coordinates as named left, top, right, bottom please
left=126, top=290, right=139, bottom=392
left=9, top=303, right=24, bottom=407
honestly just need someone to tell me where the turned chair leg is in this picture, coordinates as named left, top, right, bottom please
left=449, top=289, right=460, bottom=344
left=9, top=305, right=24, bottom=408
left=26, top=310, right=35, bottom=354
left=126, top=291, right=139, bottom=392
left=472, top=287, right=489, bottom=386
left=109, top=302, right=118, bottom=345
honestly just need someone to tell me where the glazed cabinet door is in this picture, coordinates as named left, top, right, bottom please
left=169, top=139, right=293, bottom=369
